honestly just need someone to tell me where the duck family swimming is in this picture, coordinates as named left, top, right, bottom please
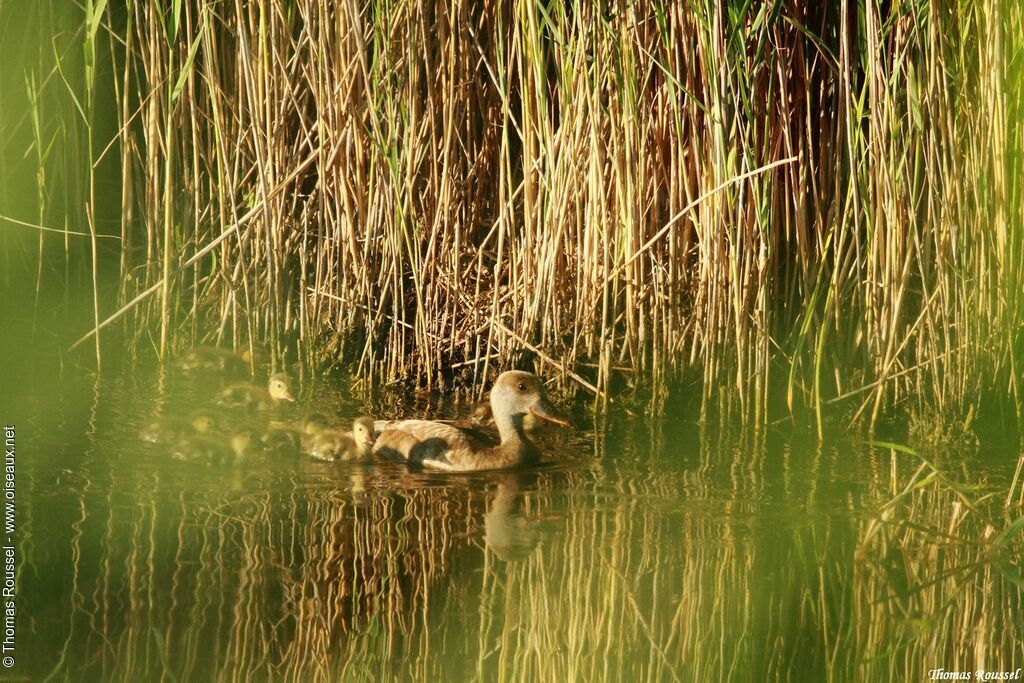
left=152, top=357, right=567, bottom=472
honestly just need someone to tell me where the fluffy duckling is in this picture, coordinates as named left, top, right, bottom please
left=140, top=412, right=219, bottom=444
left=306, top=416, right=377, bottom=462
left=262, top=413, right=332, bottom=451
left=176, top=345, right=256, bottom=374
left=219, top=373, right=296, bottom=410
left=172, top=428, right=261, bottom=465
left=260, top=428, right=299, bottom=451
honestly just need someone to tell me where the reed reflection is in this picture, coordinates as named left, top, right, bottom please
left=14, top=372, right=1024, bottom=682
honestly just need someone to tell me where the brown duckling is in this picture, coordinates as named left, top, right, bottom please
left=306, top=416, right=376, bottom=462
left=172, top=428, right=261, bottom=465
left=219, top=373, right=296, bottom=410
left=260, top=428, right=300, bottom=451
left=176, top=345, right=258, bottom=373
left=262, top=413, right=332, bottom=451
left=140, top=411, right=219, bottom=444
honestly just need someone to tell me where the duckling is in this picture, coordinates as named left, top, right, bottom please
left=261, top=428, right=300, bottom=451
left=306, top=416, right=377, bottom=462
left=175, top=345, right=256, bottom=374
left=262, top=413, right=332, bottom=451
left=172, top=428, right=261, bottom=465
left=140, top=411, right=219, bottom=444
left=219, top=372, right=295, bottom=410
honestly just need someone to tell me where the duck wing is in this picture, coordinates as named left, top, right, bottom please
left=372, top=419, right=499, bottom=467
left=373, top=419, right=497, bottom=445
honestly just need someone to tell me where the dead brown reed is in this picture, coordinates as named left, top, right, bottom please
left=11, top=1, right=1024, bottom=424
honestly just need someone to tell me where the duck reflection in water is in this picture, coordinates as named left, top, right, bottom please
left=483, top=474, right=542, bottom=561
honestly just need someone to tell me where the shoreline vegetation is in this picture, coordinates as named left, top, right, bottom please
left=2, top=1, right=1022, bottom=428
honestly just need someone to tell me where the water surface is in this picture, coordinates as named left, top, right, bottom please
left=6, top=356, right=1023, bottom=682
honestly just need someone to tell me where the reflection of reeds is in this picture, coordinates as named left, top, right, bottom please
left=854, top=446, right=1024, bottom=680
left=17, top=402, right=1022, bottom=681
left=10, top=1, right=1022, bottom=422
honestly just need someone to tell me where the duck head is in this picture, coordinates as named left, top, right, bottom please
left=351, top=416, right=377, bottom=449
left=268, top=373, right=296, bottom=402
left=489, top=371, right=569, bottom=434
left=190, top=412, right=218, bottom=434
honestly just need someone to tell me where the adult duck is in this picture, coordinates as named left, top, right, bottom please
left=373, top=371, right=568, bottom=472
left=467, top=400, right=539, bottom=431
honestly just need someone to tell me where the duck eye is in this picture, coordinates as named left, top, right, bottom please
left=517, top=383, right=526, bottom=392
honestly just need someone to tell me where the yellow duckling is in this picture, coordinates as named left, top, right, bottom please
left=306, top=417, right=377, bottom=462
left=372, top=371, right=568, bottom=472
left=140, top=411, right=219, bottom=444
left=172, top=428, right=261, bottom=465
left=219, top=373, right=296, bottom=410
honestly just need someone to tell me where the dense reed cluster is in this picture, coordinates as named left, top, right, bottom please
left=7, top=1, right=1023, bottom=423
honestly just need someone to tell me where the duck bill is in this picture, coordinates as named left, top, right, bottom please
left=281, top=390, right=296, bottom=402
left=529, top=400, right=570, bottom=427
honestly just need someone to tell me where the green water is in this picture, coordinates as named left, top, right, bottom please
left=4, top=343, right=1022, bottom=682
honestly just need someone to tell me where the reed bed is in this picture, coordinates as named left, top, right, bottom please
left=6, top=0, right=1023, bottom=423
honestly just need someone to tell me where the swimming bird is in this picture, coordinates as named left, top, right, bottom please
left=306, top=416, right=377, bottom=462
left=175, top=345, right=256, bottom=374
left=172, top=428, right=261, bottom=465
left=262, top=413, right=332, bottom=451
left=219, top=373, right=296, bottom=409
left=140, top=411, right=219, bottom=444
left=372, top=371, right=568, bottom=472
